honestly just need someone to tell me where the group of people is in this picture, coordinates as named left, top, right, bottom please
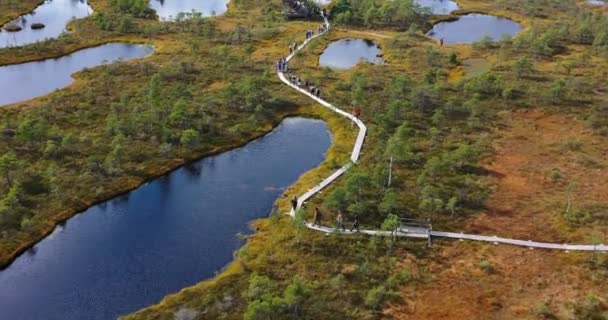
left=275, top=57, right=288, bottom=73
left=309, top=85, right=321, bottom=98
left=305, top=29, right=315, bottom=41
left=314, top=207, right=359, bottom=232
left=291, top=196, right=359, bottom=232
left=286, top=74, right=322, bottom=98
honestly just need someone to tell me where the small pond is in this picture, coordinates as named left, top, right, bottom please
left=0, top=43, right=153, bottom=106
left=149, top=0, right=230, bottom=20
left=319, top=38, right=382, bottom=70
left=428, top=13, right=522, bottom=44
left=0, top=0, right=93, bottom=49
left=415, top=0, right=459, bottom=15
left=0, top=117, right=332, bottom=320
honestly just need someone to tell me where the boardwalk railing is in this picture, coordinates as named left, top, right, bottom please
left=277, top=16, right=607, bottom=252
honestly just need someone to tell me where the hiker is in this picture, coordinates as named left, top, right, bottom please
left=309, top=86, right=316, bottom=94
left=353, top=106, right=361, bottom=118
left=289, top=45, right=293, bottom=54
left=293, top=41, right=298, bottom=51
left=322, top=8, right=327, bottom=17
left=315, top=87, right=321, bottom=97
left=313, top=207, right=323, bottom=226
left=350, top=214, right=359, bottom=232
left=291, top=195, right=298, bottom=211
left=439, top=37, right=444, bottom=47
left=336, top=210, right=345, bottom=231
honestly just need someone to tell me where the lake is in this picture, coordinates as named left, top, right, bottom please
left=0, top=0, right=92, bottom=48
left=416, top=0, right=459, bottom=15
left=149, top=0, right=230, bottom=20
left=319, top=38, right=382, bottom=70
left=0, top=117, right=332, bottom=320
left=428, top=13, right=522, bottom=44
left=0, top=43, right=153, bottom=106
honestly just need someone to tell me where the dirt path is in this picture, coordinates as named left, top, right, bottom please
left=389, top=109, right=608, bottom=320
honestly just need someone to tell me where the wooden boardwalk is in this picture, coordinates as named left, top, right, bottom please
left=277, top=17, right=608, bottom=252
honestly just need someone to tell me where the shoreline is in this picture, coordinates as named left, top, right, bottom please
left=0, top=36, right=154, bottom=67
left=0, top=0, right=45, bottom=27
left=0, top=109, right=322, bottom=269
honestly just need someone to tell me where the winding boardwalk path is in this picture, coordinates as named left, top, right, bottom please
left=277, top=16, right=608, bottom=252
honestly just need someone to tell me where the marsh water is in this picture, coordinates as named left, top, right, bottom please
left=587, top=0, right=608, bottom=5
left=416, top=0, right=459, bottom=15
left=319, top=38, right=382, bottom=69
left=149, top=0, right=230, bottom=20
left=0, top=0, right=92, bottom=49
left=428, top=13, right=522, bottom=44
left=0, top=117, right=331, bottom=320
left=0, top=43, right=153, bottom=106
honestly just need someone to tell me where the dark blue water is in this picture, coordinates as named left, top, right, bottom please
left=0, top=117, right=331, bottom=320
left=0, top=0, right=92, bottom=49
left=0, top=43, right=153, bottom=106
left=318, top=38, right=382, bottom=70
left=415, top=0, right=459, bottom=14
left=149, top=0, right=230, bottom=20
left=428, top=14, right=522, bottom=44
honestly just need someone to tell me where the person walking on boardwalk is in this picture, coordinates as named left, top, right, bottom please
left=291, top=195, right=298, bottom=211
left=350, top=214, right=359, bottom=232
left=336, top=210, right=345, bottom=231
left=313, top=207, right=323, bottom=226
left=353, top=106, right=361, bottom=118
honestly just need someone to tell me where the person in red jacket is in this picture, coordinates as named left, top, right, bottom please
left=353, top=106, right=361, bottom=118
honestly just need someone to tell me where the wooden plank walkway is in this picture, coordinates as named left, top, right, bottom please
left=277, top=16, right=608, bottom=252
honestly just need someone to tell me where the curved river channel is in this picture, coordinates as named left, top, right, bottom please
left=0, top=117, right=332, bottom=320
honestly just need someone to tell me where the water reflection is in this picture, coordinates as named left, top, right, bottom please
left=319, top=38, right=382, bottom=69
left=0, top=0, right=92, bottom=48
left=0, top=43, right=153, bottom=106
left=0, top=117, right=331, bottom=320
left=428, top=14, right=522, bottom=44
left=415, top=0, right=459, bottom=14
left=149, top=0, right=229, bottom=20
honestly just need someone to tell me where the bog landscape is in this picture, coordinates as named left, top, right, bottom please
left=0, top=0, right=608, bottom=319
